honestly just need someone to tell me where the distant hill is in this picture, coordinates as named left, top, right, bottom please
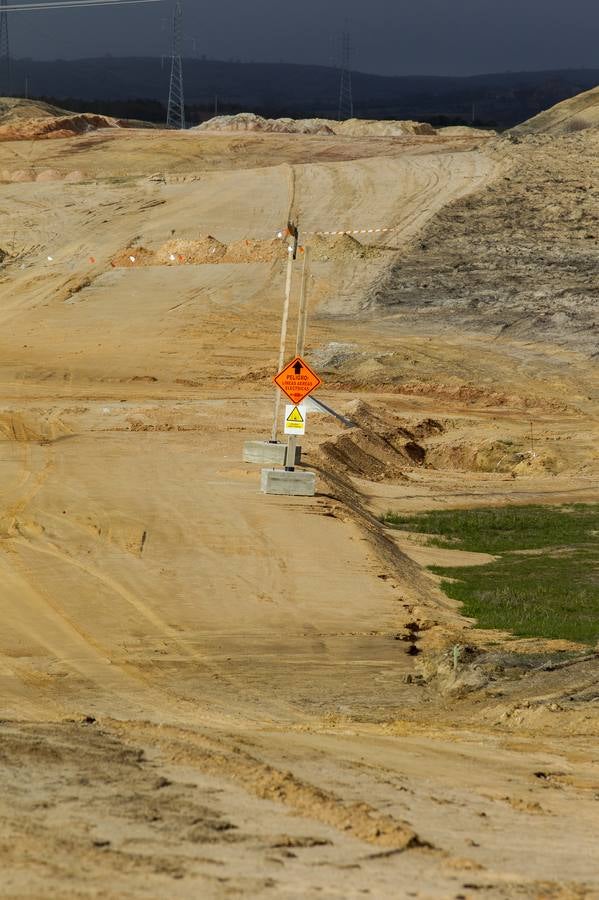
left=511, top=84, right=599, bottom=134
left=6, top=58, right=599, bottom=128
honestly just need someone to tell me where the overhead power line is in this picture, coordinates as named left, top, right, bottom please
left=0, top=0, right=162, bottom=98
left=2, top=0, right=161, bottom=11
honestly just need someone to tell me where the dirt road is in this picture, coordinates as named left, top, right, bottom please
left=0, top=127, right=597, bottom=898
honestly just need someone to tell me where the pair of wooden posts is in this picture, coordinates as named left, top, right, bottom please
left=270, top=226, right=312, bottom=471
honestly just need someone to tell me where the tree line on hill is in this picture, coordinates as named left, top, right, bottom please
left=8, top=57, right=599, bottom=128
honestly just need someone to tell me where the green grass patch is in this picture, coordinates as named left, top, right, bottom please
left=382, top=504, right=599, bottom=645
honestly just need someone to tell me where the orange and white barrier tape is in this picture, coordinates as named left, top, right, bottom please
left=7, top=224, right=394, bottom=269
left=306, top=227, right=392, bottom=236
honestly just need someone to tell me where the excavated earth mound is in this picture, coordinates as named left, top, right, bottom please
left=0, top=113, right=129, bottom=142
left=111, top=234, right=380, bottom=267
left=193, top=113, right=336, bottom=135
left=194, top=113, right=436, bottom=137
left=319, top=400, right=443, bottom=482
left=112, top=238, right=288, bottom=267
left=155, top=237, right=227, bottom=264
left=308, top=233, right=382, bottom=261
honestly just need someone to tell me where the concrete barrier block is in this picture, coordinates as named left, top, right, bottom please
left=260, top=468, right=316, bottom=496
left=243, top=441, right=301, bottom=466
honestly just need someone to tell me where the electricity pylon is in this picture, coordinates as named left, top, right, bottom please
left=166, top=0, right=185, bottom=129
left=0, top=0, right=10, bottom=97
left=338, top=29, right=354, bottom=121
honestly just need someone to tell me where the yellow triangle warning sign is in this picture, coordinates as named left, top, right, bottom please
left=287, top=406, right=304, bottom=424
left=284, top=403, right=307, bottom=435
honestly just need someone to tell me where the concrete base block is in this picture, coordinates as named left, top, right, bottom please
left=243, top=441, right=301, bottom=466
left=261, top=468, right=316, bottom=497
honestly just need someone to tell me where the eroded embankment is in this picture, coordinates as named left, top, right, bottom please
left=310, top=399, right=599, bottom=728
left=368, top=132, right=599, bottom=355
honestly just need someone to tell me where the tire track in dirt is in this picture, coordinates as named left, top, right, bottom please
left=293, top=150, right=495, bottom=246
left=5, top=505, right=318, bottom=728
left=0, top=553, right=158, bottom=719
left=105, top=718, right=429, bottom=853
left=0, top=443, right=55, bottom=535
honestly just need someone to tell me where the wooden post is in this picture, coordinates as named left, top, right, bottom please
left=270, top=227, right=298, bottom=444
left=285, top=246, right=311, bottom=471
left=295, top=246, right=311, bottom=357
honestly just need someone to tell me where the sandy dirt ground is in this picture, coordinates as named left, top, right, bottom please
left=0, top=125, right=597, bottom=899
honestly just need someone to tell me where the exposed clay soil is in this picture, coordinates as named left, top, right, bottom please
left=0, top=110, right=597, bottom=898
left=0, top=112, right=137, bottom=142
left=112, top=233, right=382, bottom=267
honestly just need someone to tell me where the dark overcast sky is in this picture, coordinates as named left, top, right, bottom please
left=9, top=0, right=599, bottom=76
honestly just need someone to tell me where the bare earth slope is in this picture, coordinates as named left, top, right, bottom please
left=0, top=123, right=597, bottom=898
left=511, top=83, right=599, bottom=134
left=369, top=130, right=599, bottom=356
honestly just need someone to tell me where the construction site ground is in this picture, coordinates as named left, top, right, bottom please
left=0, top=124, right=597, bottom=899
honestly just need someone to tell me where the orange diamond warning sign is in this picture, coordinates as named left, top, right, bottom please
left=274, top=356, right=322, bottom=405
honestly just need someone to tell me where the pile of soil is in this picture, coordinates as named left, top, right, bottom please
left=309, top=233, right=382, bottom=261
left=426, top=438, right=560, bottom=475
left=155, top=237, right=227, bottom=265
left=0, top=113, right=134, bottom=143
left=111, top=234, right=377, bottom=268
left=194, top=114, right=335, bottom=135
left=335, top=118, right=436, bottom=137
left=194, top=113, right=437, bottom=137
left=319, top=401, right=443, bottom=482
left=111, top=246, right=156, bottom=268
left=223, top=238, right=287, bottom=263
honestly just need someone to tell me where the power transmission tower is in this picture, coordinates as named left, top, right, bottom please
left=338, top=30, right=354, bottom=121
left=0, top=0, right=10, bottom=98
left=166, top=0, right=185, bottom=129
